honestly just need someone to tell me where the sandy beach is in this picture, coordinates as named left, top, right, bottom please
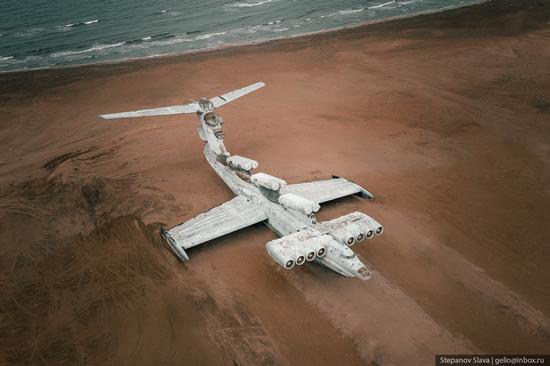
left=1, top=0, right=550, bottom=364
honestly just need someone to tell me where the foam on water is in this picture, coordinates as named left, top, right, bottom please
left=0, top=0, right=486, bottom=72
left=338, top=8, right=365, bottom=15
left=227, top=0, right=274, bottom=8
left=51, top=42, right=126, bottom=58
left=369, top=1, right=397, bottom=9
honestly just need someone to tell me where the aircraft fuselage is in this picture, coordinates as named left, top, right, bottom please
left=202, top=119, right=373, bottom=279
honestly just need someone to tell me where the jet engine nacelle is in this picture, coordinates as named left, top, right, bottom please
left=331, top=226, right=356, bottom=246
left=354, top=214, right=383, bottom=238
left=266, top=240, right=305, bottom=267
left=265, top=241, right=295, bottom=269
left=292, top=234, right=332, bottom=261
left=305, top=235, right=329, bottom=258
left=330, top=223, right=366, bottom=246
left=265, top=234, right=330, bottom=268
left=296, top=244, right=317, bottom=262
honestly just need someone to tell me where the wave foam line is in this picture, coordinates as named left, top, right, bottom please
left=51, top=42, right=125, bottom=57
left=195, top=31, right=227, bottom=40
left=228, top=0, right=272, bottom=8
left=64, top=19, right=99, bottom=28
left=338, top=8, right=364, bottom=15
left=368, top=0, right=396, bottom=9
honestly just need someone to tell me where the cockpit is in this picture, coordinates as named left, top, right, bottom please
left=198, top=98, right=214, bottom=112
left=340, top=247, right=357, bottom=259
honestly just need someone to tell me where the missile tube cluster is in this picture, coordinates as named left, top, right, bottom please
left=265, top=212, right=384, bottom=270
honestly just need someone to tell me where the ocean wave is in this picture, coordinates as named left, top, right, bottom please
left=195, top=31, right=227, bottom=40
left=0, top=0, right=485, bottom=73
left=368, top=1, right=396, bottom=9
left=338, top=8, right=364, bottom=15
left=63, top=19, right=99, bottom=28
left=271, top=27, right=289, bottom=33
left=123, top=33, right=190, bottom=47
left=227, top=0, right=273, bottom=8
left=51, top=42, right=125, bottom=58
left=149, top=35, right=193, bottom=47
left=232, top=22, right=291, bottom=35
left=0, top=55, right=42, bottom=68
left=14, top=28, right=45, bottom=38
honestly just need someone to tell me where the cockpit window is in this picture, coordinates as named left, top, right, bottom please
left=340, top=248, right=356, bottom=259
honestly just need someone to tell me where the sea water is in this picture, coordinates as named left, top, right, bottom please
left=0, top=0, right=482, bottom=73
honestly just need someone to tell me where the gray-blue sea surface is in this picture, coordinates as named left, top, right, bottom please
left=0, top=0, right=480, bottom=72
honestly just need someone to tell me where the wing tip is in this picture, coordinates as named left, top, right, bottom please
left=331, top=175, right=375, bottom=200
left=161, top=228, right=190, bottom=262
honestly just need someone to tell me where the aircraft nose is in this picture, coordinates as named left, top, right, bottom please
left=357, top=266, right=372, bottom=281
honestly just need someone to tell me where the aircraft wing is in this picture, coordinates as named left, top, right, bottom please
left=281, top=176, right=374, bottom=204
left=161, top=196, right=267, bottom=261
left=99, top=103, right=199, bottom=119
left=210, top=82, right=265, bottom=108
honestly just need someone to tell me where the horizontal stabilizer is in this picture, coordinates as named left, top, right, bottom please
left=210, top=82, right=265, bottom=108
left=99, top=103, right=199, bottom=119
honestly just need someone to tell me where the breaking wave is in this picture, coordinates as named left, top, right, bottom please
left=195, top=31, right=227, bottom=40
left=368, top=1, right=396, bottom=10
left=338, top=8, right=365, bottom=15
left=227, top=0, right=273, bottom=8
left=51, top=42, right=126, bottom=58
left=64, top=19, right=99, bottom=28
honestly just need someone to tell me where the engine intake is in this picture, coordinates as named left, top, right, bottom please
left=331, top=227, right=355, bottom=246
left=354, top=214, right=383, bottom=238
left=265, top=241, right=295, bottom=270
left=265, top=234, right=329, bottom=269
left=305, top=235, right=330, bottom=258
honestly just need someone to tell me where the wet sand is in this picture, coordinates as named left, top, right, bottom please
left=1, top=0, right=550, bottom=364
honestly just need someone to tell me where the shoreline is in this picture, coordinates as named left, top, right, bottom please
left=0, top=0, right=491, bottom=76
